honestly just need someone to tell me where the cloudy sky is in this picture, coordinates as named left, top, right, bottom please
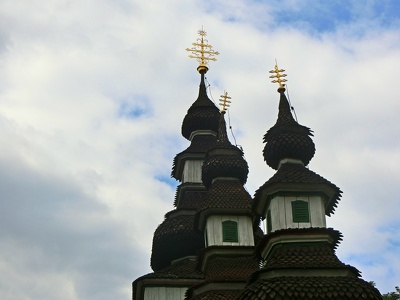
left=0, top=0, right=399, bottom=299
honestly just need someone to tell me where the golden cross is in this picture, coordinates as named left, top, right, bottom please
left=219, top=91, right=231, bottom=113
left=186, top=28, right=220, bottom=73
left=269, top=63, right=287, bottom=89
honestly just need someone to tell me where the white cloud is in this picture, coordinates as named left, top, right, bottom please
left=0, top=0, right=399, bottom=298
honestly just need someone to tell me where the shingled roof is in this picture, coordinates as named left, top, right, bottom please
left=201, top=113, right=249, bottom=188
left=198, top=179, right=252, bottom=212
left=151, top=213, right=204, bottom=271
left=132, top=257, right=204, bottom=300
left=238, top=276, right=382, bottom=300
left=253, top=162, right=342, bottom=216
left=174, top=183, right=207, bottom=209
left=139, top=257, right=203, bottom=280
left=172, top=134, right=217, bottom=180
left=188, top=289, right=243, bottom=300
left=204, top=256, right=259, bottom=281
left=263, top=89, right=315, bottom=170
left=254, top=228, right=361, bottom=277
left=181, top=73, right=220, bottom=140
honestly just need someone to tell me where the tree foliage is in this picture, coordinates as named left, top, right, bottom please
left=382, top=286, right=400, bottom=300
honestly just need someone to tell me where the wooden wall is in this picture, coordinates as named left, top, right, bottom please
left=268, top=196, right=326, bottom=231
left=144, top=287, right=187, bottom=300
left=205, top=215, right=254, bottom=246
left=182, top=160, right=203, bottom=183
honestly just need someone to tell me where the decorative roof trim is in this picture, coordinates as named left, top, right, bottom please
left=278, top=158, right=304, bottom=169
left=186, top=282, right=246, bottom=299
left=165, top=209, right=196, bottom=219
left=255, top=228, right=343, bottom=260
left=196, top=245, right=255, bottom=272
left=189, top=130, right=217, bottom=141
left=259, top=230, right=336, bottom=260
left=171, top=255, right=197, bottom=265
left=172, top=153, right=205, bottom=181
left=254, top=182, right=341, bottom=217
left=257, top=268, right=358, bottom=280
left=174, top=183, right=206, bottom=208
left=211, top=177, right=238, bottom=185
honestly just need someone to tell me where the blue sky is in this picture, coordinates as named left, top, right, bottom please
left=0, top=0, right=399, bottom=299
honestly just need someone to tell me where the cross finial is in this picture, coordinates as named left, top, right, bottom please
left=219, top=91, right=231, bottom=113
left=269, top=62, right=287, bottom=92
left=186, top=27, right=220, bottom=73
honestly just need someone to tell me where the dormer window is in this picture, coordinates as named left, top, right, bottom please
left=291, top=200, right=310, bottom=223
left=222, top=220, right=238, bottom=243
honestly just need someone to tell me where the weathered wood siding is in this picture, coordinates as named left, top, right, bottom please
left=205, top=215, right=254, bottom=246
left=268, top=196, right=326, bottom=232
left=182, top=160, right=203, bottom=183
left=144, top=287, right=187, bottom=300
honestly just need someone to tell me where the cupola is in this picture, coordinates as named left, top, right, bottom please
left=150, top=29, right=221, bottom=271
left=263, top=65, right=315, bottom=170
left=253, top=64, right=341, bottom=233
left=196, top=93, right=254, bottom=247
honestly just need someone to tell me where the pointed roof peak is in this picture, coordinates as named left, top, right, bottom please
left=215, top=91, right=232, bottom=146
left=216, top=111, right=231, bottom=147
left=263, top=63, right=315, bottom=169
left=181, top=70, right=220, bottom=140
left=201, top=92, right=249, bottom=188
left=276, top=89, right=298, bottom=127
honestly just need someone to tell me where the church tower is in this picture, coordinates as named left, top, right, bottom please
left=184, top=92, right=260, bottom=299
left=132, top=31, right=383, bottom=300
left=238, top=65, right=382, bottom=300
left=132, top=29, right=221, bottom=300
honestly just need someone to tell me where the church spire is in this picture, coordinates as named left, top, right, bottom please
left=180, top=28, right=221, bottom=141
left=263, top=63, right=315, bottom=169
left=240, top=63, right=381, bottom=300
left=201, top=92, right=249, bottom=188
left=216, top=91, right=231, bottom=146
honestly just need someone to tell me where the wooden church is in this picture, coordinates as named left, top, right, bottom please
left=131, top=29, right=382, bottom=300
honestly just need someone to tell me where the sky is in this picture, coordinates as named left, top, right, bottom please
left=0, top=0, right=399, bottom=299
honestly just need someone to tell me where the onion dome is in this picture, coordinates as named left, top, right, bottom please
left=181, top=72, right=221, bottom=140
left=182, top=28, right=220, bottom=140
left=150, top=211, right=204, bottom=271
left=263, top=87, right=315, bottom=170
left=202, top=112, right=249, bottom=188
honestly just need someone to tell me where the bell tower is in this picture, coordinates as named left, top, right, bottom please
left=238, top=64, right=382, bottom=300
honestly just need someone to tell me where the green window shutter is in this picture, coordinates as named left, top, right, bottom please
left=222, top=220, right=238, bottom=243
left=267, top=209, right=272, bottom=233
left=292, top=200, right=310, bottom=223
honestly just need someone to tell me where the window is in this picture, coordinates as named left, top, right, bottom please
left=222, top=220, right=238, bottom=243
left=267, top=209, right=272, bottom=233
left=292, top=200, right=310, bottom=223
